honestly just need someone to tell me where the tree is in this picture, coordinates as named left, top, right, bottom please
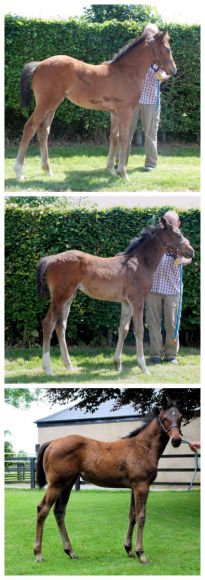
left=4, top=388, right=42, bottom=408
left=5, top=196, right=70, bottom=208
left=83, top=4, right=161, bottom=24
left=45, top=388, right=200, bottom=423
left=4, top=430, right=15, bottom=467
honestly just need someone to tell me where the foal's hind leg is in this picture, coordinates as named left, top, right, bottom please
left=124, top=491, right=136, bottom=557
left=54, top=482, right=78, bottom=559
left=114, top=302, right=131, bottom=371
left=55, top=297, right=76, bottom=372
left=42, top=303, right=62, bottom=375
left=37, top=110, right=55, bottom=176
left=34, top=484, right=63, bottom=562
left=106, top=112, right=119, bottom=176
left=14, top=105, right=47, bottom=181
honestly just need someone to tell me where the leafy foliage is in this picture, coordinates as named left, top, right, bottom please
left=5, top=203, right=200, bottom=346
left=5, top=15, right=200, bottom=139
left=45, top=387, right=200, bottom=423
left=83, top=4, right=161, bottom=24
left=4, top=388, right=41, bottom=407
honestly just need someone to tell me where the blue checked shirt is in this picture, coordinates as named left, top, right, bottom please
left=139, top=66, right=160, bottom=106
left=151, top=254, right=181, bottom=295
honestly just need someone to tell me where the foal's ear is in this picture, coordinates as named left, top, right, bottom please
left=160, top=216, right=167, bottom=228
left=152, top=404, right=160, bottom=416
left=160, top=29, right=169, bottom=41
left=162, top=397, right=178, bottom=410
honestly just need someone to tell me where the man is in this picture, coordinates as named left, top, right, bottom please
left=146, top=210, right=192, bottom=364
left=125, top=23, right=170, bottom=171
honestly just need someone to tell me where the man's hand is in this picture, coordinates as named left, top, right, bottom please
left=189, top=441, right=200, bottom=452
left=156, top=70, right=170, bottom=81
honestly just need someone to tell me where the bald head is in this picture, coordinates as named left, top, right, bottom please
left=143, top=23, right=159, bottom=36
left=163, top=210, right=180, bottom=227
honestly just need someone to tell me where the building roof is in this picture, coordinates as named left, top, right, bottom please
left=36, top=399, right=140, bottom=426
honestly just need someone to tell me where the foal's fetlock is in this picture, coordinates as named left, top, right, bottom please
left=107, top=164, right=117, bottom=177
left=64, top=548, right=78, bottom=560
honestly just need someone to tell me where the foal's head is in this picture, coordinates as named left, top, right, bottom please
left=158, top=402, right=183, bottom=447
left=146, top=30, right=177, bottom=76
left=159, top=216, right=194, bottom=259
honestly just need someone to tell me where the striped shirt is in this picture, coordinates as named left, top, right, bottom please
left=139, top=66, right=160, bottom=105
left=151, top=254, right=181, bottom=295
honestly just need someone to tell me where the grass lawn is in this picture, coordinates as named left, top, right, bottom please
left=5, top=345, right=200, bottom=383
left=5, top=489, right=200, bottom=575
left=5, top=143, right=200, bottom=192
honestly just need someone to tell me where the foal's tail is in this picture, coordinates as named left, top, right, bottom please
left=20, top=61, right=40, bottom=108
left=36, top=441, right=50, bottom=488
left=36, top=256, right=50, bottom=300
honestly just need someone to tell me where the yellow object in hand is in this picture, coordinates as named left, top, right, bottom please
left=156, top=71, right=167, bottom=81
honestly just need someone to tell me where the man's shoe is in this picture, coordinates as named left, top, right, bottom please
left=144, top=165, right=155, bottom=172
left=151, top=357, right=162, bottom=364
left=165, top=358, right=179, bottom=365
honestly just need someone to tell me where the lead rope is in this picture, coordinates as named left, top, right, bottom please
left=173, top=264, right=183, bottom=339
left=181, top=438, right=200, bottom=491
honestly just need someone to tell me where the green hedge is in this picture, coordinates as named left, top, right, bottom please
left=5, top=15, right=200, bottom=140
left=5, top=204, right=200, bottom=347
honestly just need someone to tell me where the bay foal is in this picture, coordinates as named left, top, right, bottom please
left=34, top=401, right=183, bottom=564
left=36, top=218, right=194, bottom=376
left=15, top=30, right=176, bottom=181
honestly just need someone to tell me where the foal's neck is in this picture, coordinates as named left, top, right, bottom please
left=136, top=418, right=169, bottom=463
left=117, top=42, right=152, bottom=75
left=137, top=237, right=165, bottom=272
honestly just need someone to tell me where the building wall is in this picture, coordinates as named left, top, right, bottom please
left=37, top=417, right=200, bottom=486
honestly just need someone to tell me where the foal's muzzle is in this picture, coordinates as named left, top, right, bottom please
left=171, top=436, right=182, bottom=448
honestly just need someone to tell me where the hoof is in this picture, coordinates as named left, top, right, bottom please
left=137, top=552, right=149, bottom=564
left=143, top=368, right=151, bottom=375
left=42, top=366, right=52, bottom=376
left=14, top=162, right=24, bottom=181
left=125, top=545, right=133, bottom=558
left=42, top=167, right=53, bottom=177
left=35, top=553, right=44, bottom=563
left=117, top=169, right=129, bottom=181
left=114, top=360, right=122, bottom=372
left=107, top=166, right=117, bottom=177
left=66, top=365, right=78, bottom=373
left=64, top=549, right=78, bottom=559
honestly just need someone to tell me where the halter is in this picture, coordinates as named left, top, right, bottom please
left=153, top=232, right=185, bottom=258
left=158, top=414, right=182, bottom=436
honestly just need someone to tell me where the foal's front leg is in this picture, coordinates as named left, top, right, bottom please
left=107, top=112, right=119, bottom=176
left=132, top=300, right=150, bottom=374
left=117, top=108, right=133, bottom=180
left=133, top=483, right=150, bottom=564
left=114, top=302, right=131, bottom=371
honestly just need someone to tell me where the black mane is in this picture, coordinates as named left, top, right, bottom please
left=122, top=417, right=153, bottom=439
left=120, top=224, right=158, bottom=257
left=109, top=32, right=146, bottom=64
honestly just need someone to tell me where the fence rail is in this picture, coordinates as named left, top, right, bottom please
left=4, top=453, right=200, bottom=490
